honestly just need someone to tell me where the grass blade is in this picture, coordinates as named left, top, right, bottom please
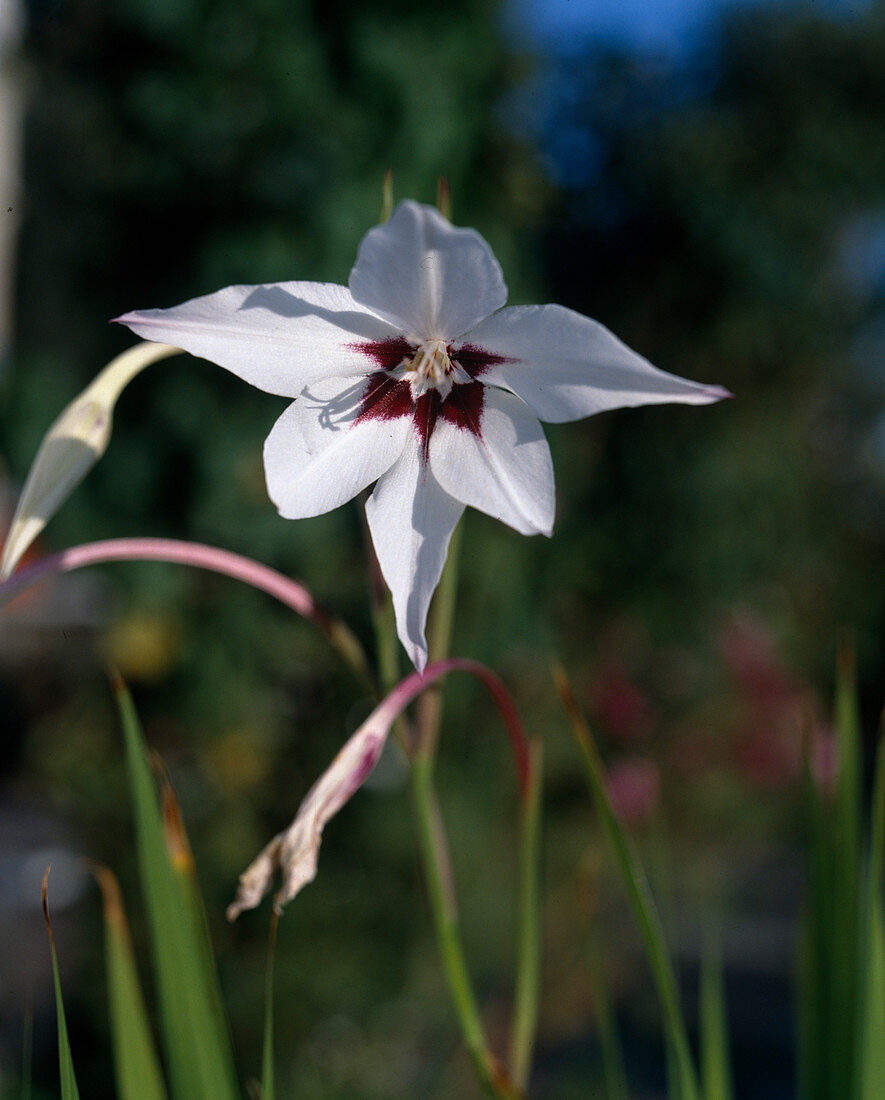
left=553, top=663, right=699, bottom=1100
left=42, top=871, right=81, bottom=1100
left=798, top=649, right=867, bottom=1099
left=93, top=865, right=168, bottom=1100
left=860, top=722, right=885, bottom=1098
left=158, top=767, right=237, bottom=1060
left=699, top=938, right=733, bottom=1100
left=112, top=671, right=240, bottom=1100
left=833, top=646, right=862, bottom=1096
left=797, top=711, right=832, bottom=1100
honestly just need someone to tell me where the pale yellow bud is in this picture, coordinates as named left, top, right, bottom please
left=0, top=341, right=181, bottom=580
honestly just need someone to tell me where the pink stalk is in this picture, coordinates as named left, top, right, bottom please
left=0, top=537, right=373, bottom=690
left=399, top=658, right=532, bottom=799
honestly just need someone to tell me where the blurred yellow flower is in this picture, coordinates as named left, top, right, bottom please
left=102, top=610, right=180, bottom=682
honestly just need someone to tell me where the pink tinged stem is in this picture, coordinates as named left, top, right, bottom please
left=0, top=537, right=375, bottom=692
left=227, top=656, right=532, bottom=919
left=398, top=658, right=532, bottom=797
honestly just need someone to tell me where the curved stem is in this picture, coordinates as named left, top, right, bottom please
left=0, top=538, right=376, bottom=694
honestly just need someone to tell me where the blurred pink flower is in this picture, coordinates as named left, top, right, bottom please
left=719, top=612, right=822, bottom=790
left=735, top=729, right=800, bottom=789
left=810, top=726, right=839, bottom=796
left=605, top=758, right=660, bottom=826
left=719, top=613, right=799, bottom=716
left=591, top=659, right=655, bottom=742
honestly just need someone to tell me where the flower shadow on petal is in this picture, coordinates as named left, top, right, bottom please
left=238, top=285, right=393, bottom=340
left=299, top=380, right=366, bottom=432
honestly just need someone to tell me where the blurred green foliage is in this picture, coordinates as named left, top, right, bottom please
left=2, top=0, right=885, bottom=1096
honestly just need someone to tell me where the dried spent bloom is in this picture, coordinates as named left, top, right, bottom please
left=226, top=656, right=529, bottom=918
left=118, top=202, right=729, bottom=669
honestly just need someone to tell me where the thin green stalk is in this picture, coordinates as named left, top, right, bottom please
left=410, top=754, right=514, bottom=1099
left=509, top=739, right=543, bottom=1091
left=700, top=937, right=733, bottom=1100
left=362, top=497, right=517, bottom=1095
left=835, top=648, right=862, bottom=1096
left=798, top=733, right=834, bottom=1100
left=554, top=665, right=699, bottom=1100
left=371, top=583, right=400, bottom=697
left=857, top=723, right=885, bottom=1098
left=42, top=873, right=81, bottom=1100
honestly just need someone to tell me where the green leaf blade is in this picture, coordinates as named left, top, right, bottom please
left=42, top=873, right=81, bottom=1100
left=699, top=939, right=733, bottom=1100
left=94, top=865, right=168, bottom=1100
left=113, top=672, right=240, bottom=1100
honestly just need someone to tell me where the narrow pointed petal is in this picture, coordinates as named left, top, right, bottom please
left=365, top=445, right=464, bottom=671
left=264, top=377, right=411, bottom=519
left=466, top=304, right=731, bottom=424
left=0, top=342, right=181, bottom=581
left=349, top=201, right=507, bottom=341
left=430, top=386, right=555, bottom=537
left=116, top=283, right=399, bottom=398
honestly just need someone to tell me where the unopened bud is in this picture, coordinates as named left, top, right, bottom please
left=0, top=341, right=181, bottom=580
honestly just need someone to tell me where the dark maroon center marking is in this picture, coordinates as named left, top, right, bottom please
left=450, top=343, right=513, bottom=378
left=349, top=338, right=501, bottom=463
left=347, top=336, right=414, bottom=371
left=354, top=371, right=414, bottom=423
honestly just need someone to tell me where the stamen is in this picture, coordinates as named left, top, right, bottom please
left=395, top=339, right=472, bottom=401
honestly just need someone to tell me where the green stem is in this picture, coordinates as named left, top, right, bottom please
left=363, top=506, right=517, bottom=1096
left=509, top=739, right=543, bottom=1091
left=555, top=666, right=699, bottom=1100
left=410, top=754, right=511, bottom=1098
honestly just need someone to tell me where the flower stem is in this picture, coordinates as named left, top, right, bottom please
left=0, top=537, right=376, bottom=695
left=410, top=753, right=515, bottom=1099
left=554, top=664, right=699, bottom=1100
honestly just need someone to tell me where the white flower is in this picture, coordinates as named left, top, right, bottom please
left=117, top=201, right=729, bottom=670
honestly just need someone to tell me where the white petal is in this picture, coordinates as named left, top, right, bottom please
left=348, top=201, right=507, bottom=341
left=116, top=282, right=399, bottom=398
left=430, top=386, right=555, bottom=537
left=465, top=304, right=731, bottom=423
left=365, top=445, right=464, bottom=671
left=264, top=376, right=412, bottom=518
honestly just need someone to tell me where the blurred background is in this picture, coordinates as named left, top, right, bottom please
left=1, top=0, right=884, bottom=1095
